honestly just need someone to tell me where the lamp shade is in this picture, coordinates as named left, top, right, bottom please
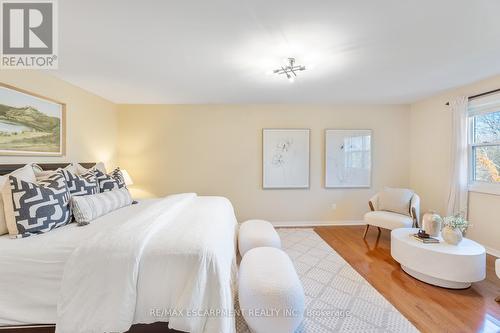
left=121, top=169, right=134, bottom=186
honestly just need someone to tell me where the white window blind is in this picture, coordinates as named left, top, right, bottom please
left=468, top=92, right=500, bottom=116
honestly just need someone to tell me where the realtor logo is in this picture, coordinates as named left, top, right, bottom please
left=1, top=0, right=58, bottom=68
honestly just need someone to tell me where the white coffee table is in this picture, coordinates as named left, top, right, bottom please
left=391, top=228, right=486, bottom=289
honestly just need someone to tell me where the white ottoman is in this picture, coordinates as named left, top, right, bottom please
left=238, top=219, right=281, bottom=256
left=239, top=247, right=304, bottom=333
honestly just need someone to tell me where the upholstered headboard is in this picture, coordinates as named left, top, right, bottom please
left=0, top=163, right=96, bottom=176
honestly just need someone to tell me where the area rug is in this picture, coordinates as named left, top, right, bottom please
left=236, top=228, right=419, bottom=333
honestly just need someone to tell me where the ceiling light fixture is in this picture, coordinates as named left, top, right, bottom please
left=273, top=58, right=306, bottom=82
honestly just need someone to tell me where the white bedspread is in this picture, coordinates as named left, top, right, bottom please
left=0, top=195, right=238, bottom=333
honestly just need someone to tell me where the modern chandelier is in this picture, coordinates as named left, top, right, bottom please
left=273, top=58, right=306, bottom=82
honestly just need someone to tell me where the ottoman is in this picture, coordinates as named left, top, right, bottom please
left=238, top=219, right=281, bottom=256
left=238, top=247, right=304, bottom=333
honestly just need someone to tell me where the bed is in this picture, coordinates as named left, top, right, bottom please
left=0, top=163, right=238, bottom=333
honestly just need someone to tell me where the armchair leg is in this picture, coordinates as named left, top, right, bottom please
left=363, top=225, right=370, bottom=239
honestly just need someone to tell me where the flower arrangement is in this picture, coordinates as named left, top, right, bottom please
left=441, top=213, right=470, bottom=233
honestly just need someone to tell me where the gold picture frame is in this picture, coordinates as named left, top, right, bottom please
left=0, top=83, right=66, bottom=156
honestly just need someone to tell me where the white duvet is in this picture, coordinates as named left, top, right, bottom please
left=0, top=194, right=238, bottom=333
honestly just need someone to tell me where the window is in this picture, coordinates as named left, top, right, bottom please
left=468, top=93, right=500, bottom=194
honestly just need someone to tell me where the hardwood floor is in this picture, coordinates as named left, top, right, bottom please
left=314, top=225, right=500, bottom=333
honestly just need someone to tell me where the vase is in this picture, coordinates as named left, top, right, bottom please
left=442, top=226, right=463, bottom=245
left=422, top=212, right=442, bottom=237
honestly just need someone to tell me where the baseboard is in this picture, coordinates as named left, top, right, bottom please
left=271, top=220, right=365, bottom=228
left=485, top=246, right=500, bottom=258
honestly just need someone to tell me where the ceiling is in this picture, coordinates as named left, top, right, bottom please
left=52, top=0, right=500, bottom=104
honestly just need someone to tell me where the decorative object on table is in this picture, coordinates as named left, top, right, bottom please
left=262, top=129, right=310, bottom=189
left=325, top=129, right=372, bottom=188
left=421, top=211, right=442, bottom=237
left=412, top=230, right=439, bottom=243
left=0, top=83, right=65, bottom=156
left=417, top=229, right=430, bottom=238
left=441, top=213, right=469, bottom=245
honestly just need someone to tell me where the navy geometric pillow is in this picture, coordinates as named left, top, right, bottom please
left=95, top=168, right=126, bottom=193
left=110, top=168, right=126, bottom=188
left=8, top=171, right=71, bottom=238
left=61, top=169, right=97, bottom=196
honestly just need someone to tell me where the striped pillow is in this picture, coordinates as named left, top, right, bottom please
left=71, top=187, right=132, bottom=225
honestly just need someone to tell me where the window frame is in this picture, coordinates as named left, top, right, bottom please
left=468, top=108, right=500, bottom=195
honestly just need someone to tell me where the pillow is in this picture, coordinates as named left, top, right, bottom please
left=31, top=163, right=44, bottom=174
left=95, top=168, right=126, bottom=193
left=72, top=187, right=132, bottom=225
left=378, top=188, right=414, bottom=216
left=32, top=163, right=76, bottom=178
left=110, top=168, right=126, bottom=187
left=61, top=169, right=98, bottom=196
left=75, top=162, right=106, bottom=176
left=4, top=171, right=71, bottom=238
left=0, top=165, right=37, bottom=236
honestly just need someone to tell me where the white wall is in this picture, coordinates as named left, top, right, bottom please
left=0, top=71, right=119, bottom=167
left=118, top=104, right=411, bottom=223
left=410, top=74, right=500, bottom=256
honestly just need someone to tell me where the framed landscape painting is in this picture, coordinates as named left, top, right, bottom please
left=263, top=129, right=310, bottom=189
left=325, top=129, right=372, bottom=188
left=0, top=83, right=65, bottom=156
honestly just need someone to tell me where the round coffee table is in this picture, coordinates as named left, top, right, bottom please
left=391, top=228, right=486, bottom=289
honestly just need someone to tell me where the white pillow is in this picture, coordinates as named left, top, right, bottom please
left=32, top=164, right=74, bottom=178
left=72, top=187, right=132, bottom=225
left=0, top=165, right=37, bottom=235
left=378, top=188, right=414, bottom=216
left=75, top=162, right=106, bottom=175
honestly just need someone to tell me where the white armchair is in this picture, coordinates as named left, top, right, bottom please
left=363, top=188, right=420, bottom=238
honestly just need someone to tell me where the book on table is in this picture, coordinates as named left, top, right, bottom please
left=412, top=234, right=440, bottom=243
